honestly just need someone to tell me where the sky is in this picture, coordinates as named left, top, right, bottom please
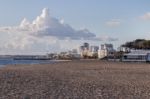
left=0, top=0, right=150, bottom=55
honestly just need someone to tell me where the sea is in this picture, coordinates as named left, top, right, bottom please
left=0, top=58, right=57, bottom=67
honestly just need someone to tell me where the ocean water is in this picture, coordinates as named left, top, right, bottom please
left=0, top=59, right=56, bottom=67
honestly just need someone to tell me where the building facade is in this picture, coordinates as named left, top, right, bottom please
left=79, top=43, right=90, bottom=58
left=98, top=44, right=115, bottom=59
left=122, top=50, right=150, bottom=62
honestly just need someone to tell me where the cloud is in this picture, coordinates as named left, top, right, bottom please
left=0, top=8, right=96, bottom=40
left=140, top=12, right=150, bottom=20
left=0, top=8, right=118, bottom=54
left=105, top=19, right=121, bottom=27
left=0, top=8, right=117, bottom=41
left=98, top=36, right=118, bottom=41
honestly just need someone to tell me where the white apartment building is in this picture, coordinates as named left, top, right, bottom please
left=98, top=44, right=115, bottom=59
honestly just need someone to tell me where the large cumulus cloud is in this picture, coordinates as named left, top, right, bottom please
left=0, top=8, right=96, bottom=40
left=0, top=8, right=118, bottom=54
left=0, top=8, right=118, bottom=41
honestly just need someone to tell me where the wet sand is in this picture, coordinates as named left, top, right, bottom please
left=0, top=60, right=150, bottom=99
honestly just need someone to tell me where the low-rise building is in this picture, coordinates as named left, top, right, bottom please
left=90, top=46, right=99, bottom=53
left=118, top=46, right=130, bottom=53
left=122, top=50, right=150, bottom=62
left=79, top=43, right=90, bottom=58
left=98, top=44, right=115, bottom=59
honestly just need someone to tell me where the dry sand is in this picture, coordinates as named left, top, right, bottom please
left=0, top=60, right=150, bottom=99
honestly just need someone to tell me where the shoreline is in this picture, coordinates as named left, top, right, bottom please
left=0, top=59, right=72, bottom=67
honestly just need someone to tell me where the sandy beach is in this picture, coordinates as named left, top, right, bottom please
left=0, top=60, right=150, bottom=99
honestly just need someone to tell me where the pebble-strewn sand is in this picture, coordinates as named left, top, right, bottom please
left=0, top=60, right=150, bottom=99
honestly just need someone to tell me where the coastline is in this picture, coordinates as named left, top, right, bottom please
left=0, top=59, right=72, bottom=68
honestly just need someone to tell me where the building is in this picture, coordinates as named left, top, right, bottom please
left=87, top=46, right=99, bottom=58
left=118, top=46, right=130, bottom=53
left=79, top=43, right=90, bottom=58
left=101, top=44, right=113, bottom=50
left=79, top=43, right=116, bottom=59
left=80, top=43, right=89, bottom=51
left=90, top=46, right=99, bottom=53
left=68, top=49, right=81, bottom=59
left=83, top=43, right=89, bottom=50
left=122, top=50, right=150, bottom=62
left=98, top=44, right=115, bottom=59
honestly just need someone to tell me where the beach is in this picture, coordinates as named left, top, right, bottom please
left=0, top=60, right=150, bottom=99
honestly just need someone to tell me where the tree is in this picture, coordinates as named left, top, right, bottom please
left=121, top=39, right=150, bottom=50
